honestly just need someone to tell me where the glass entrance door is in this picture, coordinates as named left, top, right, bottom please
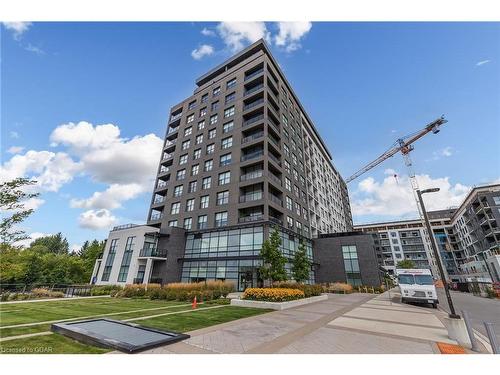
left=238, top=270, right=254, bottom=291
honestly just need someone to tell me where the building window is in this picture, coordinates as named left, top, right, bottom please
left=198, top=120, right=206, bottom=130
left=188, top=180, right=197, bottom=193
left=101, top=239, right=118, bottom=281
left=220, top=153, right=232, bottom=166
left=224, top=106, right=235, bottom=118
left=179, top=154, right=188, bottom=165
left=223, top=121, right=234, bottom=133
left=494, top=196, right=500, bottom=205
left=226, top=78, right=236, bottom=89
left=287, top=216, right=294, bottom=229
left=284, top=160, right=291, bottom=173
left=211, top=101, right=219, bottom=111
left=225, top=92, right=236, bottom=104
left=195, top=134, right=203, bottom=145
left=182, top=140, right=190, bottom=150
left=186, top=198, right=195, bottom=212
left=212, top=87, right=221, bottom=96
left=210, top=114, right=218, bottom=125
left=283, top=144, right=290, bottom=156
left=198, top=215, right=208, bottom=229
left=168, top=220, right=178, bottom=227
left=117, top=236, right=136, bottom=282
left=200, top=195, right=210, bottom=209
left=187, top=114, right=194, bottom=124
left=221, top=136, right=233, bottom=149
left=342, top=245, right=362, bottom=286
left=201, top=93, right=208, bottom=103
left=215, top=211, right=228, bottom=227
left=206, top=144, right=215, bottom=154
left=183, top=217, right=193, bottom=230
left=176, top=169, right=186, bottom=180
left=285, top=177, right=291, bottom=191
left=217, top=191, right=229, bottom=205
left=184, top=126, right=192, bottom=136
left=191, top=164, right=200, bottom=176
left=171, top=202, right=180, bottom=215
left=208, top=128, right=217, bottom=139
left=293, top=169, right=299, bottom=181
left=218, top=171, right=231, bottom=185
left=173, top=185, right=183, bottom=197
left=286, top=196, right=293, bottom=210
left=202, top=177, right=212, bottom=190
left=204, top=159, right=213, bottom=172
left=188, top=100, right=196, bottom=110
left=199, top=107, right=207, bottom=117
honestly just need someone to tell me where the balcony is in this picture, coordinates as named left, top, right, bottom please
left=240, top=170, right=264, bottom=181
left=239, top=193, right=263, bottom=203
left=156, top=180, right=168, bottom=189
left=269, top=216, right=283, bottom=226
left=268, top=172, right=282, bottom=186
left=269, top=194, right=283, bottom=206
left=159, top=166, right=170, bottom=174
left=244, top=67, right=264, bottom=81
left=169, top=112, right=182, bottom=123
left=243, top=98, right=264, bottom=112
left=241, top=131, right=264, bottom=144
left=239, top=214, right=264, bottom=223
left=243, top=114, right=264, bottom=127
left=268, top=153, right=281, bottom=166
left=241, top=150, right=264, bottom=162
left=153, top=196, right=165, bottom=204
left=150, top=212, right=163, bottom=221
left=139, top=248, right=167, bottom=258
left=244, top=83, right=264, bottom=97
left=162, top=153, right=173, bottom=161
left=164, top=139, right=177, bottom=149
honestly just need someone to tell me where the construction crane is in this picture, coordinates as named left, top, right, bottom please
left=345, top=115, right=449, bottom=277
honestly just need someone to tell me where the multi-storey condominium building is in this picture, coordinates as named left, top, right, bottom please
left=354, top=184, right=500, bottom=284
left=90, top=39, right=376, bottom=291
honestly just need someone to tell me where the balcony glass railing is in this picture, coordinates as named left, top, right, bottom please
left=244, top=83, right=264, bottom=96
left=157, top=181, right=168, bottom=188
left=239, top=215, right=264, bottom=223
left=169, top=113, right=182, bottom=123
left=139, top=247, right=167, bottom=258
left=241, top=132, right=264, bottom=144
left=239, top=193, right=263, bottom=203
left=153, top=196, right=165, bottom=204
left=243, top=98, right=264, bottom=111
left=243, top=114, right=264, bottom=126
left=163, top=153, right=173, bottom=160
left=150, top=212, right=163, bottom=221
left=241, top=151, right=264, bottom=162
left=240, top=170, right=264, bottom=181
left=268, top=153, right=281, bottom=165
left=268, top=172, right=281, bottom=185
left=244, top=68, right=264, bottom=81
left=269, top=194, right=283, bottom=206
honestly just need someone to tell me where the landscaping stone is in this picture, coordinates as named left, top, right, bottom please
left=230, top=294, right=328, bottom=310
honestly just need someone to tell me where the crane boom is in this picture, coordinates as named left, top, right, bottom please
left=345, top=116, right=448, bottom=183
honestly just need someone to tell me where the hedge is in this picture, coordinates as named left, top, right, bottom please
left=243, top=288, right=305, bottom=302
left=272, top=282, right=323, bottom=297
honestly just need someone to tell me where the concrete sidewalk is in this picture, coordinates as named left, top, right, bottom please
left=139, top=291, right=461, bottom=354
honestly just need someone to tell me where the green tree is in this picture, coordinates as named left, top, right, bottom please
left=397, top=259, right=416, bottom=269
left=292, top=241, right=311, bottom=283
left=78, top=239, right=105, bottom=280
left=259, top=227, right=287, bottom=284
left=0, top=178, right=40, bottom=244
left=31, top=232, right=69, bottom=254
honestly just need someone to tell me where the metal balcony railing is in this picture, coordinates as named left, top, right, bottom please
left=150, top=212, right=163, bottom=221
left=244, top=83, right=264, bottom=96
left=244, top=68, right=264, bottom=81
left=239, top=193, right=263, bottom=203
left=240, top=170, right=264, bottom=181
left=241, top=151, right=264, bottom=162
left=243, top=98, right=264, bottom=111
left=269, top=194, right=283, bottom=206
left=243, top=114, right=264, bottom=127
left=238, top=215, right=264, bottom=223
left=241, top=132, right=264, bottom=144
left=169, top=113, right=182, bottom=123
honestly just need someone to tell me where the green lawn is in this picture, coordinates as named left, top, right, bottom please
left=0, top=297, right=270, bottom=354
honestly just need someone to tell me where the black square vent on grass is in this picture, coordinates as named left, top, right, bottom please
left=51, top=318, right=190, bottom=353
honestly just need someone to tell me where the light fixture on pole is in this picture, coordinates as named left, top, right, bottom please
left=417, top=187, right=460, bottom=319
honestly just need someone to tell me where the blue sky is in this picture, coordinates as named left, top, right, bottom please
left=1, top=22, right=499, bottom=249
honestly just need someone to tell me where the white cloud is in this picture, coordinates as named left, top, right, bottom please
left=350, top=172, right=470, bottom=219
left=216, top=22, right=270, bottom=53
left=9, top=131, right=19, bottom=139
left=79, top=209, right=117, bottom=230
left=476, top=59, right=491, bottom=66
left=274, top=22, right=312, bottom=52
left=7, top=146, right=25, bottom=154
left=428, top=146, right=454, bottom=161
left=70, top=244, right=81, bottom=253
left=24, top=43, right=45, bottom=55
left=441, top=146, right=453, bottom=157
left=2, top=22, right=32, bottom=40
left=201, top=27, right=216, bottom=37
left=13, top=231, right=50, bottom=248
left=191, top=44, right=215, bottom=60
left=23, top=197, right=46, bottom=211
left=70, top=183, right=144, bottom=210
left=0, top=150, right=82, bottom=192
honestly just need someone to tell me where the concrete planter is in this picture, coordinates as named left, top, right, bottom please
left=230, top=294, right=328, bottom=310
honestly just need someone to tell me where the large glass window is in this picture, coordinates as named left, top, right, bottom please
left=218, top=171, right=231, bottom=185
left=186, top=198, right=195, bottom=212
left=202, top=177, right=211, bottom=190
left=198, top=215, right=208, bottom=229
left=217, top=191, right=229, bottom=205
left=101, top=239, right=118, bottom=281
left=173, top=185, right=183, bottom=197
left=184, top=217, right=192, bottom=230
left=342, top=245, right=362, bottom=286
left=200, top=195, right=210, bottom=209
left=171, top=202, right=180, bottom=214
left=215, top=212, right=228, bottom=227
left=221, top=136, right=233, bottom=149
left=223, top=121, right=234, bottom=133
left=117, top=236, right=135, bottom=282
left=220, top=153, right=232, bottom=166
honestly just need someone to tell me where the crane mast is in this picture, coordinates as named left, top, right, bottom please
left=346, top=116, right=449, bottom=276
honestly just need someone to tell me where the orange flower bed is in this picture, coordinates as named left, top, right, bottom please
left=242, top=288, right=305, bottom=302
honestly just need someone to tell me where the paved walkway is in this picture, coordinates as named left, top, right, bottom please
left=139, top=291, right=460, bottom=354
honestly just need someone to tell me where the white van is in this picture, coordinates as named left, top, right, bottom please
left=396, top=268, right=438, bottom=308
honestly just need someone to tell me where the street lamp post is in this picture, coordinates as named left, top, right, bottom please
left=417, top=188, right=460, bottom=319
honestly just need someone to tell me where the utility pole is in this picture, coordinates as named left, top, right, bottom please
left=417, top=188, right=460, bottom=319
